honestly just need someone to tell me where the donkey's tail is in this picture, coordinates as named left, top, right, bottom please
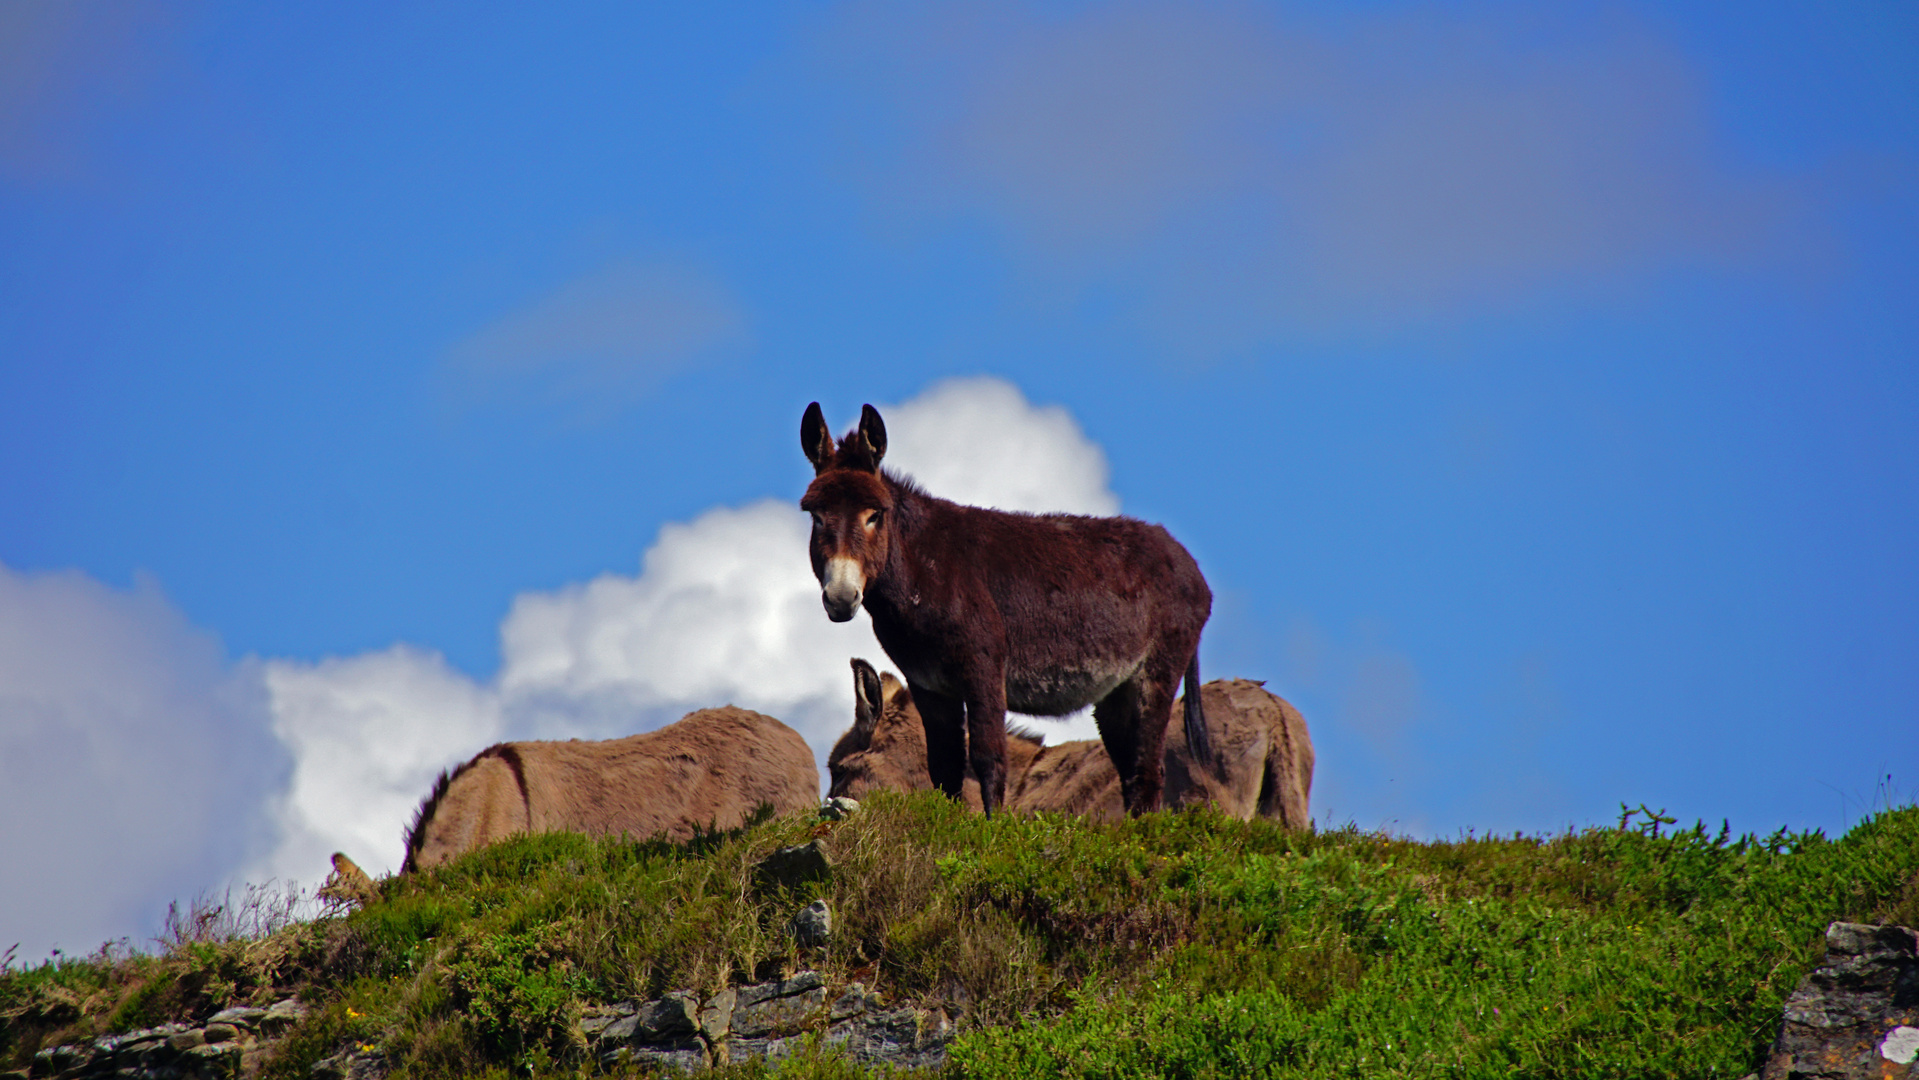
left=1182, top=652, right=1213, bottom=764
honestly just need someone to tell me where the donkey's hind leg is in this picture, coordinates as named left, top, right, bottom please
left=1094, top=677, right=1163, bottom=815
left=911, top=682, right=969, bottom=803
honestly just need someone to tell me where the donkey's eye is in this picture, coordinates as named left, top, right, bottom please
left=865, top=509, right=884, bottom=530
left=809, top=512, right=824, bottom=527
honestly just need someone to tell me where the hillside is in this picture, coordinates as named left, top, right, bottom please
left=5, top=796, right=1917, bottom=1079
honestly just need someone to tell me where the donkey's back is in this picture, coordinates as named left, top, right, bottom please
left=405, top=706, right=818, bottom=871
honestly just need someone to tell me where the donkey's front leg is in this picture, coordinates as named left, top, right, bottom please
left=964, top=680, right=1010, bottom=817
left=910, top=682, right=968, bottom=802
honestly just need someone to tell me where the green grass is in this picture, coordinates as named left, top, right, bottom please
left=4, top=798, right=1916, bottom=1079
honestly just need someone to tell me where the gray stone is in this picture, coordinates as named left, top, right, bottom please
left=726, top=1034, right=807, bottom=1065
left=635, top=991, right=700, bottom=1041
left=1761, top=921, right=1919, bottom=1080
left=36, top=1044, right=83, bottom=1071
left=262, top=998, right=307, bottom=1034
left=732, top=985, right=827, bottom=1038
left=115, top=1036, right=164, bottom=1056
left=791, top=900, right=832, bottom=949
left=579, top=1013, right=617, bottom=1037
left=202, top=1023, right=239, bottom=1044
left=206, top=1007, right=268, bottom=1028
left=628, top=1038, right=707, bottom=1074
left=699, top=988, right=736, bottom=1041
left=599, top=1014, right=640, bottom=1043
left=756, top=841, right=832, bottom=890
left=820, top=797, right=862, bottom=821
left=306, top=1049, right=384, bottom=1080
left=837, top=1006, right=953, bottom=1069
left=184, top=1041, right=243, bottom=1077
left=599, top=1039, right=707, bottom=1074
left=735, top=970, right=825, bottom=1009
left=167, top=1030, right=207, bottom=1052
left=829, top=983, right=880, bottom=1021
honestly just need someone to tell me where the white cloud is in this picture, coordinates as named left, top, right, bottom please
left=254, top=376, right=1118, bottom=882
left=246, top=647, right=503, bottom=887
left=881, top=376, right=1118, bottom=515
left=0, top=566, right=285, bottom=962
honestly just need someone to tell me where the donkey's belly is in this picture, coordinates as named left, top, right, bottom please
left=1006, top=660, right=1136, bottom=717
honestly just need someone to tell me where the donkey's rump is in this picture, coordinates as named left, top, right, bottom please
left=1016, top=679, right=1312, bottom=822
left=406, top=706, right=818, bottom=871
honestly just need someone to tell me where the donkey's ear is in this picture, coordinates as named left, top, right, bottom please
left=802, top=402, right=834, bottom=473
left=851, top=658, right=883, bottom=734
left=858, top=404, right=887, bottom=467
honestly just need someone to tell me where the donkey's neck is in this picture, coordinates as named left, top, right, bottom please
left=866, top=471, right=946, bottom=620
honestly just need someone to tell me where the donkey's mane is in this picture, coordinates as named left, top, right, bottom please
left=831, top=430, right=881, bottom=474
left=401, top=743, right=527, bottom=873
left=879, top=465, right=1108, bottom=525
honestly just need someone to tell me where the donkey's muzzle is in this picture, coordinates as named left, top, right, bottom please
left=823, top=591, right=860, bottom=622
left=822, top=557, right=864, bottom=622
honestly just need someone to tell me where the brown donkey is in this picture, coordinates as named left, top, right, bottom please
left=830, top=658, right=1313, bottom=826
left=801, top=402, right=1213, bottom=815
left=400, top=705, right=818, bottom=872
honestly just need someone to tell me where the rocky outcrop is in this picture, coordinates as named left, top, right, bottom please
left=17, top=971, right=944, bottom=1079
left=586, top=971, right=951, bottom=1073
left=23, top=999, right=306, bottom=1080
left=1759, top=922, right=1919, bottom=1080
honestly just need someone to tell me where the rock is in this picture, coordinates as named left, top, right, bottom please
left=579, top=1013, right=618, bottom=1037
left=700, top=988, right=737, bottom=1042
left=309, top=1048, right=386, bottom=1080
left=820, top=797, right=861, bottom=821
left=727, top=1034, right=807, bottom=1064
left=185, top=1040, right=244, bottom=1077
left=208, top=1006, right=269, bottom=1028
left=599, top=1014, right=640, bottom=1043
left=628, top=1038, right=708, bottom=1073
left=824, top=1006, right=954, bottom=1070
left=168, top=1029, right=208, bottom=1051
left=731, top=984, right=828, bottom=1038
left=33, top=1044, right=83, bottom=1073
left=635, top=991, right=700, bottom=1041
left=830, top=983, right=881, bottom=1021
left=599, top=1039, right=707, bottom=1074
left=203, top=1022, right=240, bottom=1043
left=1760, top=921, right=1919, bottom=1080
left=729, top=972, right=828, bottom=1044
left=756, top=840, right=832, bottom=890
left=262, top=997, right=308, bottom=1034
left=791, top=900, right=832, bottom=949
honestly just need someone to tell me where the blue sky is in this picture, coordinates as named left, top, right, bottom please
left=2, top=1, right=1915, bottom=958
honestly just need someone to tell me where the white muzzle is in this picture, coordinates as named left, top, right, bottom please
left=822, top=556, right=864, bottom=622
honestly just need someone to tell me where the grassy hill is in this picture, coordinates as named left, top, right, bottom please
left=5, top=795, right=1917, bottom=1079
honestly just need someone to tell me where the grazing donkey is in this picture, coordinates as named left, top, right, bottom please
left=399, top=706, right=818, bottom=872
left=830, top=658, right=1313, bottom=827
left=800, top=402, right=1213, bottom=816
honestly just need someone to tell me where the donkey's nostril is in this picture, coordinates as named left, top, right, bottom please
left=823, top=590, right=860, bottom=621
